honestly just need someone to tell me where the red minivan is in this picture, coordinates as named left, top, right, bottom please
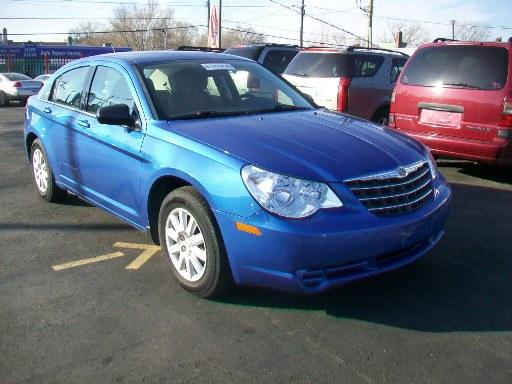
left=389, top=39, right=512, bottom=164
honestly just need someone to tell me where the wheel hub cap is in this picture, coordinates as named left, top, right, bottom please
left=32, top=148, right=48, bottom=194
left=165, top=208, right=207, bottom=282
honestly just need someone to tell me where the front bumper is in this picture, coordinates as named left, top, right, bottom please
left=214, top=179, right=452, bottom=294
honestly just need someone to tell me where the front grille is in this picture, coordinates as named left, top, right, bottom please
left=344, top=161, right=433, bottom=216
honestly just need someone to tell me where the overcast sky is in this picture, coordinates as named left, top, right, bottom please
left=1, top=0, right=511, bottom=46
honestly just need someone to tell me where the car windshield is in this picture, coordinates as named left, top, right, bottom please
left=3, top=73, right=32, bottom=81
left=401, top=46, right=509, bottom=90
left=139, top=60, right=314, bottom=120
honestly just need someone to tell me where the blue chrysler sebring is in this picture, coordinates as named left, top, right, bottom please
left=24, top=51, right=451, bottom=298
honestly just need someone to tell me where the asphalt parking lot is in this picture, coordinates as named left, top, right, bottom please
left=1, top=105, right=511, bottom=383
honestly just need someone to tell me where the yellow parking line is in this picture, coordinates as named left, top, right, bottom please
left=51, top=251, right=126, bottom=271
left=113, top=242, right=161, bottom=270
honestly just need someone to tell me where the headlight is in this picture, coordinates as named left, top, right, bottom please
left=241, top=165, right=343, bottom=218
left=426, top=150, right=437, bottom=179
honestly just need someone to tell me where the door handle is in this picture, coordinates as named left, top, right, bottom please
left=77, top=119, right=90, bottom=128
left=42, top=107, right=52, bottom=114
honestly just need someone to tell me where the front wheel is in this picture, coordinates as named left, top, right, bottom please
left=31, top=139, right=67, bottom=202
left=158, top=186, right=233, bottom=299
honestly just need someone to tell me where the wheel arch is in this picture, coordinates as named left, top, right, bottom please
left=25, top=132, right=39, bottom=160
left=146, top=172, right=216, bottom=245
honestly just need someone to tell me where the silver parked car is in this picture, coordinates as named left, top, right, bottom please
left=283, top=47, right=408, bottom=125
left=0, top=73, right=43, bottom=106
left=34, top=74, right=52, bottom=84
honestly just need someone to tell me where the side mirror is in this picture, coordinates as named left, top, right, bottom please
left=97, top=104, right=134, bottom=127
left=303, top=93, right=316, bottom=106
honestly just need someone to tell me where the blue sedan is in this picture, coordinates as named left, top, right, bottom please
left=24, top=51, right=451, bottom=298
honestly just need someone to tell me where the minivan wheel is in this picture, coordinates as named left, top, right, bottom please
left=31, top=139, right=67, bottom=202
left=158, top=186, right=233, bottom=299
left=372, top=108, right=390, bottom=126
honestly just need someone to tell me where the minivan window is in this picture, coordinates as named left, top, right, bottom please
left=390, top=57, right=408, bottom=82
left=401, top=46, right=509, bottom=90
left=262, top=50, right=299, bottom=74
left=87, top=66, right=135, bottom=114
left=349, top=55, right=384, bottom=78
left=51, top=66, right=89, bottom=109
left=285, top=53, right=347, bottom=78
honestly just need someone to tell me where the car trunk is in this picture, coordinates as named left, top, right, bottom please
left=16, top=80, right=43, bottom=89
left=393, top=45, right=511, bottom=146
left=283, top=74, right=339, bottom=110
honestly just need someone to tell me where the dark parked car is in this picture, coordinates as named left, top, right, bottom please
left=389, top=38, right=512, bottom=164
left=24, top=51, right=451, bottom=298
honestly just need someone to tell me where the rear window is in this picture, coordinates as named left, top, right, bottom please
left=284, top=52, right=347, bottom=78
left=3, top=73, right=32, bottom=81
left=224, top=47, right=260, bottom=60
left=402, top=46, right=509, bottom=90
left=262, top=50, right=298, bottom=74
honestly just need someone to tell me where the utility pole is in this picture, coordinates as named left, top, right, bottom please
left=368, top=0, right=373, bottom=48
left=207, top=0, right=210, bottom=32
left=300, top=0, right=305, bottom=48
left=218, top=0, right=222, bottom=48
left=450, top=19, right=455, bottom=39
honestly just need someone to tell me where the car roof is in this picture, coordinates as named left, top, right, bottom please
left=419, top=40, right=512, bottom=50
left=78, top=50, right=253, bottom=65
left=300, top=47, right=407, bottom=57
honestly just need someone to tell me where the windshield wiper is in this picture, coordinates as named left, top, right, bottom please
left=442, top=82, right=482, bottom=90
left=253, top=105, right=312, bottom=114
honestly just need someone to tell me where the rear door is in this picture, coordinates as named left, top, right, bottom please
left=283, top=52, right=347, bottom=110
left=394, top=45, right=510, bottom=143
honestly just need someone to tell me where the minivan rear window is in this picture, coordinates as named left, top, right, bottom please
left=401, top=46, right=509, bottom=90
left=284, top=53, right=347, bottom=78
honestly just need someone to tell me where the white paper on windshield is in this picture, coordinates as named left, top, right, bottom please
left=201, top=63, right=236, bottom=71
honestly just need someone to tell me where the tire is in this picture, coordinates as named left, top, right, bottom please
left=30, top=139, right=67, bottom=202
left=0, top=92, right=8, bottom=107
left=372, top=107, right=390, bottom=126
left=158, top=186, right=233, bottom=299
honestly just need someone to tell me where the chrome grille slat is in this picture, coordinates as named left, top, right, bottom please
left=348, top=167, right=430, bottom=191
left=368, top=189, right=433, bottom=211
left=344, top=161, right=434, bottom=217
left=359, top=177, right=432, bottom=202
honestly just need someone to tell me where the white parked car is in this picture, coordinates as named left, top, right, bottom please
left=0, top=73, right=43, bottom=106
left=34, top=74, right=52, bottom=84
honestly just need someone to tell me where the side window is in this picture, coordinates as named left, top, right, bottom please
left=262, top=50, right=299, bottom=74
left=51, top=66, right=90, bottom=109
left=390, top=58, right=408, bottom=83
left=87, top=66, right=135, bottom=114
left=350, top=55, right=384, bottom=78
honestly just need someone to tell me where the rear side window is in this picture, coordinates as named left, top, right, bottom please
left=51, top=66, right=90, bottom=109
left=86, top=66, right=135, bottom=114
left=390, top=58, right=408, bottom=83
left=284, top=53, right=347, bottom=78
left=262, top=50, right=298, bottom=74
left=349, top=55, right=384, bottom=77
left=401, top=46, right=509, bottom=90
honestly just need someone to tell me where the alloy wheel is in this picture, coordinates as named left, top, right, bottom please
left=32, top=148, right=48, bottom=194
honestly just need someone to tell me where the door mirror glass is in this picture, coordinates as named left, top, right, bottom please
left=97, top=104, right=134, bottom=126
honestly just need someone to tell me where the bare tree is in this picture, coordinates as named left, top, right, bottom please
left=221, top=26, right=266, bottom=48
left=69, top=1, right=198, bottom=50
left=382, top=21, right=430, bottom=47
left=456, top=22, right=490, bottom=41
left=69, top=22, right=108, bottom=46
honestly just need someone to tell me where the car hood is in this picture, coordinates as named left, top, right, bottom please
left=167, top=110, right=426, bottom=182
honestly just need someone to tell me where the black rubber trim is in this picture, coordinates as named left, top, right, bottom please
left=417, top=102, right=464, bottom=113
